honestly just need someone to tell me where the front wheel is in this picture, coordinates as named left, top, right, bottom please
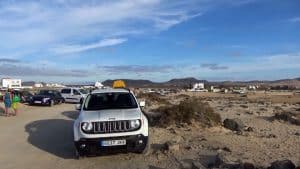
left=49, top=100, right=54, bottom=107
left=142, top=137, right=151, bottom=155
left=136, top=136, right=151, bottom=155
left=75, top=149, right=85, bottom=160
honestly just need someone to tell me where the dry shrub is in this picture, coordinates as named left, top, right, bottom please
left=274, top=111, right=300, bottom=126
left=240, top=105, right=249, bottom=108
left=154, top=97, right=221, bottom=127
left=177, top=94, right=190, bottom=99
left=137, top=93, right=169, bottom=105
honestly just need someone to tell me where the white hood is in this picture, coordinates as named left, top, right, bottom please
left=80, top=108, right=141, bottom=122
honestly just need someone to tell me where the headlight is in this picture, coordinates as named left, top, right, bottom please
left=43, top=98, right=50, bottom=102
left=130, top=120, right=141, bottom=129
left=81, top=122, right=93, bottom=131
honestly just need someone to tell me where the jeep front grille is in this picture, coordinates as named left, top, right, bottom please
left=91, top=120, right=140, bottom=134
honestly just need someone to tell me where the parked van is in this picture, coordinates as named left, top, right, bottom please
left=61, top=88, right=88, bottom=103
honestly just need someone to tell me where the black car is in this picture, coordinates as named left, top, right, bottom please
left=30, top=90, right=65, bottom=106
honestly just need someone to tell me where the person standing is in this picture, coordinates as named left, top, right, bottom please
left=4, top=89, right=12, bottom=116
left=12, top=92, right=20, bottom=116
left=0, top=91, right=4, bottom=114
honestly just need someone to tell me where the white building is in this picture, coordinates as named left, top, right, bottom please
left=95, top=81, right=104, bottom=88
left=188, top=83, right=207, bottom=92
left=193, top=83, right=205, bottom=89
left=34, top=83, right=44, bottom=88
left=2, top=78, right=22, bottom=89
left=248, top=85, right=257, bottom=91
left=45, top=83, right=66, bottom=88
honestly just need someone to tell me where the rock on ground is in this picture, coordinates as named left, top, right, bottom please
left=223, top=118, right=244, bottom=131
left=267, top=160, right=296, bottom=169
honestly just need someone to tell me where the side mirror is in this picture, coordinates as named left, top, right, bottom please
left=75, top=104, right=81, bottom=110
left=139, top=101, right=146, bottom=107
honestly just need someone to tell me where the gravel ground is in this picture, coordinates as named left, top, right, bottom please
left=0, top=91, right=299, bottom=169
left=0, top=104, right=157, bottom=169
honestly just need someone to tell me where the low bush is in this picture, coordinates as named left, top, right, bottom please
left=137, top=93, right=169, bottom=106
left=153, top=97, right=221, bottom=127
left=176, top=94, right=190, bottom=99
left=240, top=105, right=249, bottom=108
left=274, top=111, right=300, bottom=126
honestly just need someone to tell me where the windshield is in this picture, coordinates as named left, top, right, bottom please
left=79, top=89, right=88, bottom=94
left=38, top=90, right=54, bottom=96
left=83, top=92, right=138, bottom=110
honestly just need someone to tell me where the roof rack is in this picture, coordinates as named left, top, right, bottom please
left=113, top=87, right=130, bottom=92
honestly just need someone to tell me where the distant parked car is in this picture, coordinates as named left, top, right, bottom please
left=0, top=89, right=6, bottom=101
left=29, top=90, right=64, bottom=106
left=13, top=90, right=34, bottom=103
left=61, top=88, right=88, bottom=103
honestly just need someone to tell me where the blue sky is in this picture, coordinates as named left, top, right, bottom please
left=0, top=0, right=299, bottom=83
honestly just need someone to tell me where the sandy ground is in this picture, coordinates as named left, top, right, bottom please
left=0, top=92, right=299, bottom=169
left=0, top=104, right=153, bottom=169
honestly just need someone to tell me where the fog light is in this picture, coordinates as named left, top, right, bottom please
left=138, top=140, right=143, bottom=144
left=80, top=144, right=86, bottom=149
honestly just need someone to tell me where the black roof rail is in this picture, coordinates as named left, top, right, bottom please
left=113, top=87, right=131, bottom=92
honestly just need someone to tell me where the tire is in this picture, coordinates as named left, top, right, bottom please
left=136, top=133, right=151, bottom=155
left=75, top=149, right=84, bottom=160
left=58, top=99, right=64, bottom=104
left=142, top=136, right=151, bottom=155
left=49, top=100, right=54, bottom=107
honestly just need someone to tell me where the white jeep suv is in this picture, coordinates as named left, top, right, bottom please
left=73, top=88, right=149, bottom=157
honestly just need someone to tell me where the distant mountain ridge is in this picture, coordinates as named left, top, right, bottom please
left=102, top=77, right=300, bottom=88
left=24, top=77, right=300, bottom=88
left=102, top=79, right=155, bottom=87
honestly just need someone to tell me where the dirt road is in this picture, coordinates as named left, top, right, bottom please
left=0, top=93, right=299, bottom=169
left=0, top=104, right=158, bottom=169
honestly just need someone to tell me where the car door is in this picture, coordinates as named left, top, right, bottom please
left=61, top=88, right=72, bottom=102
left=71, top=89, right=82, bottom=103
left=54, top=91, right=63, bottom=103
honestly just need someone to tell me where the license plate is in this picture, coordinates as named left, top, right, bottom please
left=34, top=101, right=42, bottom=104
left=101, top=140, right=126, bottom=146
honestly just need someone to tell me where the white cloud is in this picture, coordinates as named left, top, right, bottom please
left=288, top=17, right=300, bottom=23
left=221, top=53, right=300, bottom=73
left=1, top=52, right=299, bottom=82
left=52, top=38, right=127, bottom=54
left=0, top=0, right=207, bottom=57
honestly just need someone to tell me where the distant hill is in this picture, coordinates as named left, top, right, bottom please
left=102, top=79, right=156, bottom=88
left=102, top=77, right=300, bottom=88
left=269, top=78, right=300, bottom=87
left=165, top=77, right=207, bottom=86
left=22, top=81, right=36, bottom=86
left=103, top=78, right=208, bottom=88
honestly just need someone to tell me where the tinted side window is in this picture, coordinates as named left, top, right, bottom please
left=73, top=90, right=80, bottom=95
left=55, top=91, right=62, bottom=97
left=61, top=89, right=71, bottom=94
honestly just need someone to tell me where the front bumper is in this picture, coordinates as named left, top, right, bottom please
left=74, top=134, right=148, bottom=155
left=30, top=101, right=49, bottom=105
